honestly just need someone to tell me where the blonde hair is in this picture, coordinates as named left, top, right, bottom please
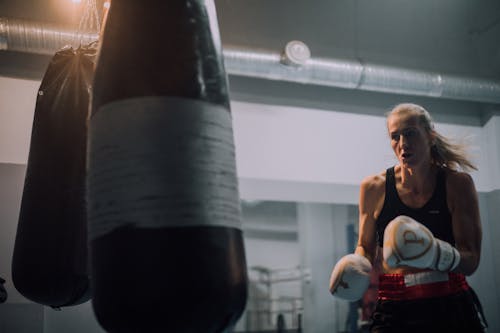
left=387, top=103, right=477, bottom=172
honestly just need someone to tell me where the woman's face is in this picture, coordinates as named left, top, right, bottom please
left=387, top=113, right=433, bottom=168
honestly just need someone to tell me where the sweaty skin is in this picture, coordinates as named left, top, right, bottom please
left=355, top=114, right=482, bottom=276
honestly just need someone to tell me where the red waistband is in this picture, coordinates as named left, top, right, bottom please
left=378, top=272, right=469, bottom=301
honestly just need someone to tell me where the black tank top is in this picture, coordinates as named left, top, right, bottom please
left=375, top=166, right=455, bottom=247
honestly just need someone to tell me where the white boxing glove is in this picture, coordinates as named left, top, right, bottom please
left=383, top=215, right=460, bottom=272
left=329, top=253, right=372, bottom=301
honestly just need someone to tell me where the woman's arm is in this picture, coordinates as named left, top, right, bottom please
left=447, top=171, right=482, bottom=276
left=355, top=174, right=385, bottom=265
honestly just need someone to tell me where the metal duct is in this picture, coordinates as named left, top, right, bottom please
left=0, top=17, right=97, bottom=54
left=223, top=47, right=500, bottom=104
left=1, top=17, right=500, bottom=104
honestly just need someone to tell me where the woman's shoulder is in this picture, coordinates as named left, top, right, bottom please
left=443, top=168, right=475, bottom=188
left=443, top=168, right=477, bottom=204
left=360, top=170, right=387, bottom=194
left=360, top=170, right=387, bottom=216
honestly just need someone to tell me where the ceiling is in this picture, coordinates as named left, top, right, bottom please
left=1, top=0, right=500, bottom=118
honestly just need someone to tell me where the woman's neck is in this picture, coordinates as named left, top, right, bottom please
left=398, top=163, right=436, bottom=195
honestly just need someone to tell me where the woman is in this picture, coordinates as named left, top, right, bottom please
left=361, top=103, right=487, bottom=332
left=330, top=103, right=487, bottom=332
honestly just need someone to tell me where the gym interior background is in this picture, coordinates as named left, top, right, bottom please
left=1, top=0, right=499, bottom=332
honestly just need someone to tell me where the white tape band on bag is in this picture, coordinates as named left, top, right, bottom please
left=87, top=96, right=241, bottom=241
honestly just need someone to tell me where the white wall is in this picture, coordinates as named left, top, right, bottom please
left=233, top=101, right=393, bottom=186
left=0, top=77, right=38, bottom=164
left=481, top=116, right=500, bottom=190
left=232, top=100, right=487, bottom=197
left=0, top=163, right=26, bottom=304
left=298, top=203, right=352, bottom=333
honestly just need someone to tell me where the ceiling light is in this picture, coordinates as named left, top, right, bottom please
left=281, top=40, right=311, bottom=66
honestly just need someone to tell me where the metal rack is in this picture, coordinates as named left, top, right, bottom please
left=241, top=266, right=310, bottom=332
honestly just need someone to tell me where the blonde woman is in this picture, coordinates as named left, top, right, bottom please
left=331, top=103, right=487, bottom=332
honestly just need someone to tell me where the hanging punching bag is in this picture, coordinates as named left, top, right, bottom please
left=88, top=1, right=248, bottom=332
left=12, top=44, right=95, bottom=308
left=0, top=277, right=7, bottom=303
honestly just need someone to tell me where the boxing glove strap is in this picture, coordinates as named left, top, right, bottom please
left=378, top=272, right=469, bottom=301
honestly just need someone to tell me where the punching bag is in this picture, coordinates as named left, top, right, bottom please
left=0, top=277, right=7, bottom=303
left=88, top=1, right=248, bottom=332
left=12, top=44, right=95, bottom=307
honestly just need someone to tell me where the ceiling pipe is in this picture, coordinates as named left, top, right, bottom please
left=0, top=17, right=97, bottom=54
left=223, top=47, right=500, bottom=105
left=2, top=17, right=500, bottom=104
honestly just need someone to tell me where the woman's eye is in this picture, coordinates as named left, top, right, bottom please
left=403, top=129, right=417, bottom=137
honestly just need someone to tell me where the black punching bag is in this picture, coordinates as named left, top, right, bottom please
left=88, top=1, right=248, bottom=332
left=12, top=45, right=95, bottom=308
left=0, top=277, right=7, bottom=303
